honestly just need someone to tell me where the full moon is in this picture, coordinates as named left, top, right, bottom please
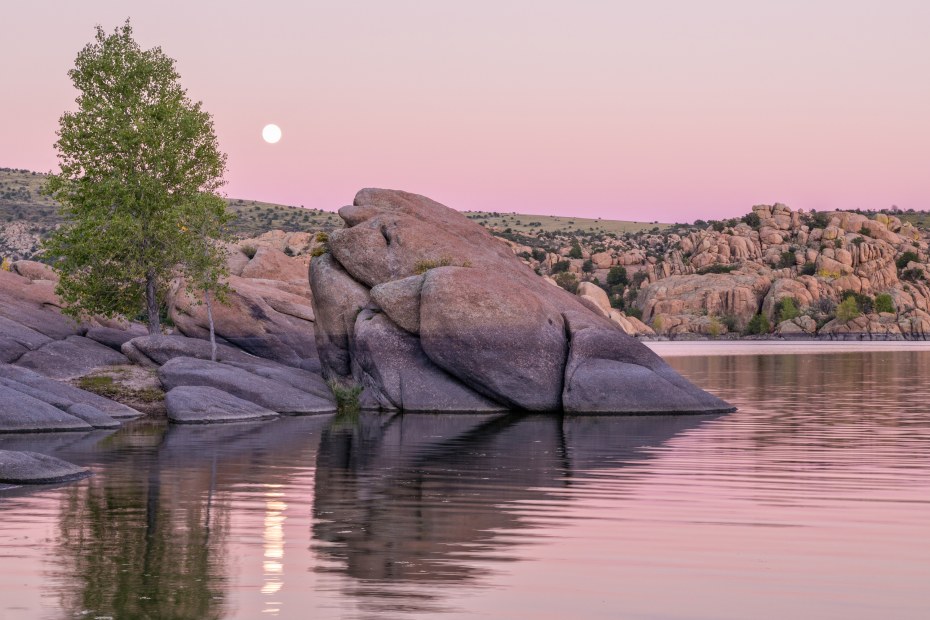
left=262, top=124, right=282, bottom=144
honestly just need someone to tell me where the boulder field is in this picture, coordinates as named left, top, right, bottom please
left=311, top=189, right=733, bottom=414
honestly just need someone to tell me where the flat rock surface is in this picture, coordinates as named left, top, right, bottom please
left=159, top=357, right=336, bottom=414
left=0, top=365, right=142, bottom=419
left=16, top=335, right=129, bottom=380
left=0, top=450, right=90, bottom=484
left=165, top=385, right=280, bottom=424
left=0, top=385, right=92, bottom=433
left=121, top=334, right=260, bottom=367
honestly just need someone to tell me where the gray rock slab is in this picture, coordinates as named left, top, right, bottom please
left=121, top=334, right=259, bottom=368
left=158, top=357, right=336, bottom=415
left=0, top=339, right=29, bottom=364
left=0, top=450, right=90, bottom=484
left=561, top=311, right=734, bottom=414
left=85, top=326, right=146, bottom=351
left=165, top=386, right=279, bottom=424
left=0, top=385, right=92, bottom=433
left=65, top=404, right=121, bottom=429
left=0, top=315, right=53, bottom=351
left=15, top=335, right=129, bottom=380
left=0, top=364, right=142, bottom=419
left=220, top=360, right=333, bottom=401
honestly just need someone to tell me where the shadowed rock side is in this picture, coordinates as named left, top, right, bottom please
left=311, top=189, right=733, bottom=414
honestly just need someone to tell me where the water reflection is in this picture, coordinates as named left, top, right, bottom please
left=0, top=411, right=717, bottom=619
left=8, top=351, right=927, bottom=619
left=312, top=412, right=717, bottom=606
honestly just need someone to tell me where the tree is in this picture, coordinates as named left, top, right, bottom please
left=44, top=21, right=228, bottom=335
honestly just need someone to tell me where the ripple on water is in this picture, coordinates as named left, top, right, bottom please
left=0, top=352, right=929, bottom=619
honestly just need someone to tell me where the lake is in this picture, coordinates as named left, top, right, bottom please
left=2, top=346, right=929, bottom=619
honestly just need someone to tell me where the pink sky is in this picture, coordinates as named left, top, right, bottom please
left=2, top=1, right=929, bottom=221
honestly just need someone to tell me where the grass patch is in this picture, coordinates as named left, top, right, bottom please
left=76, top=373, right=164, bottom=403
left=328, top=379, right=361, bottom=415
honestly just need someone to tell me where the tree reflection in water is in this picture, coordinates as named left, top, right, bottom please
left=1, top=411, right=718, bottom=618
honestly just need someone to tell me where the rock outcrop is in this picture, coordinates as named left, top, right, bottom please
left=0, top=450, right=90, bottom=484
left=310, top=189, right=732, bottom=414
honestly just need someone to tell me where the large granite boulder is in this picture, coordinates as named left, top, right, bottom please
left=311, top=188, right=733, bottom=414
left=168, top=274, right=320, bottom=370
left=0, top=450, right=89, bottom=484
left=352, top=309, right=505, bottom=412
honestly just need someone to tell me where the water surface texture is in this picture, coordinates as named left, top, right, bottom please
left=1, top=350, right=929, bottom=619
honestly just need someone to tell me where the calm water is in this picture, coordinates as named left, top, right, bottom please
left=1, top=350, right=929, bottom=619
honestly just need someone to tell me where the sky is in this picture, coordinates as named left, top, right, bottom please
left=2, top=1, right=929, bottom=221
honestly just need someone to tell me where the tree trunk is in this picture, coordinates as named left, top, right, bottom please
left=205, top=287, right=217, bottom=362
left=145, top=272, right=161, bottom=335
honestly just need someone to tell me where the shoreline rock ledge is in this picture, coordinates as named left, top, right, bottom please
left=310, top=189, right=735, bottom=414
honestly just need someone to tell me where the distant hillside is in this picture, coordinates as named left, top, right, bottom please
left=0, top=168, right=345, bottom=259
left=462, top=211, right=668, bottom=235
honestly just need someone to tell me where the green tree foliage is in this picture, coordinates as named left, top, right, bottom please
left=551, top=260, right=571, bottom=273
left=581, top=259, right=595, bottom=273
left=840, top=290, right=873, bottom=314
left=44, top=21, right=228, bottom=335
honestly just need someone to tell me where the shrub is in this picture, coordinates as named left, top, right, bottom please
left=776, top=297, right=800, bottom=323
left=626, top=306, right=643, bottom=320
left=859, top=226, right=871, bottom=237
left=414, top=256, right=455, bottom=274
left=707, top=316, right=723, bottom=338
left=901, top=268, right=925, bottom=282
left=553, top=272, right=578, bottom=294
left=568, top=241, right=583, bottom=259
left=582, top=259, right=595, bottom=273
left=696, top=264, right=738, bottom=275
left=328, top=380, right=361, bottom=415
left=551, top=260, right=571, bottom=274
left=721, top=314, right=739, bottom=332
left=606, top=265, right=628, bottom=287
left=631, top=271, right=649, bottom=288
left=836, top=297, right=860, bottom=323
left=531, top=248, right=547, bottom=262
left=745, top=313, right=770, bottom=335
left=652, top=315, right=664, bottom=332
left=896, top=251, right=919, bottom=270
left=875, top=293, right=895, bottom=314
left=741, top=212, right=761, bottom=229
left=808, top=211, right=830, bottom=228
left=241, top=245, right=257, bottom=259
left=778, top=251, right=796, bottom=269
left=840, top=290, right=873, bottom=314
left=800, top=261, right=816, bottom=276
left=852, top=236, right=865, bottom=246
left=835, top=239, right=842, bottom=248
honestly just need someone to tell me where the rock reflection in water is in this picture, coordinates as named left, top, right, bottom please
left=312, top=412, right=718, bottom=596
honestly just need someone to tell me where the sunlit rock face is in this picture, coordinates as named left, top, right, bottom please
left=310, top=188, right=733, bottom=414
